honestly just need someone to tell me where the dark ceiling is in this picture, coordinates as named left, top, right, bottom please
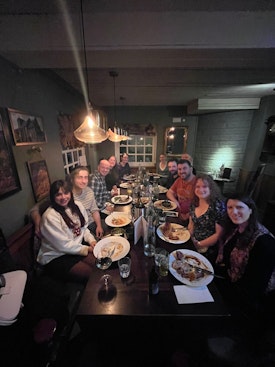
left=0, top=0, right=275, bottom=110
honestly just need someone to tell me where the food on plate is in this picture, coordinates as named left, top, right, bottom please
left=162, top=200, right=172, bottom=208
left=123, top=174, right=136, bottom=180
left=161, top=222, right=179, bottom=240
left=101, top=242, right=124, bottom=259
left=111, top=227, right=125, bottom=236
left=141, top=197, right=150, bottom=204
left=111, top=217, right=126, bottom=226
left=113, top=196, right=129, bottom=203
left=171, top=250, right=209, bottom=282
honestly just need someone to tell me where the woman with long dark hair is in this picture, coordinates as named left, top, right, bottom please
left=215, top=193, right=275, bottom=318
left=37, top=180, right=97, bottom=283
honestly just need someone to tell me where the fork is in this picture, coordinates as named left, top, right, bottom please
left=183, top=260, right=225, bottom=279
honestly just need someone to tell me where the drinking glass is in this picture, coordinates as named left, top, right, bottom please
left=127, top=186, right=133, bottom=198
left=98, top=274, right=117, bottom=304
left=95, top=247, right=114, bottom=286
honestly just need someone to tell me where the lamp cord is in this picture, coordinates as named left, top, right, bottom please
left=113, top=74, right=117, bottom=125
left=80, top=0, right=90, bottom=105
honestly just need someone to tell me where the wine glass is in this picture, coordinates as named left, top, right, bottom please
left=95, top=247, right=114, bottom=285
left=127, top=185, right=133, bottom=198
left=95, top=255, right=112, bottom=270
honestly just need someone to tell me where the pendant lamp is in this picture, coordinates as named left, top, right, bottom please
left=73, top=0, right=108, bottom=144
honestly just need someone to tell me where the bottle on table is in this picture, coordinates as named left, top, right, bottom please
left=134, top=190, right=145, bottom=219
left=143, top=215, right=156, bottom=257
left=152, top=180, right=159, bottom=202
left=149, top=265, right=159, bottom=295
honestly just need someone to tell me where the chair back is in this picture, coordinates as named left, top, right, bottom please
left=222, top=168, right=232, bottom=179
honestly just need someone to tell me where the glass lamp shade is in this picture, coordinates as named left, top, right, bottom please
left=120, top=135, right=132, bottom=141
left=74, top=112, right=108, bottom=144
left=107, top=128, right=124, bottom=142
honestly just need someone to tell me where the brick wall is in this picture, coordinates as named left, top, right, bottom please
left=194, top=110, right=254, bottom=193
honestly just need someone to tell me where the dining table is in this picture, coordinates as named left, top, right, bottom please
left=76, top=187, right=230, bottom=336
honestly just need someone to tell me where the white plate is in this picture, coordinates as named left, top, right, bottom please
left=105, top=212, right=131, bottom=227
left=157, top=223, right=190, bottom=244
left=154, top=200, right=177, bottom=211
left=111, top=195, right=133, bottom=205
left=123, top=174, right=136, bottom=181
left=169, top=249, right=214, bottom=287
left=120, top=182, right=133, bottom=189
left=158, top=185, right=168, bottom=194
left=93, top=236, right=130, bottom=262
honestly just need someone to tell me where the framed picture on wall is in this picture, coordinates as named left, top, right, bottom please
left=8, top=108, right=47, bottom=146
left=0, top=108, right=22, bottom=199
left=27, top=159, right=51, bottom=202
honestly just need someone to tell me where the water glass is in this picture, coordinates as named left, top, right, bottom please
left=143, top=226, right=156, bottom=257
left=159, top=252, right=169, bottom=276
left=105, top=202, right=114, bottom=213
left=154, top=248, right=168, bottom=267
left=158, top=209, right=166, bottom=224
left=118, top=256, right=131, bottom=278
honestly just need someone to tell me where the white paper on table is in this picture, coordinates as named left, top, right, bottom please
left=173, top=285, right=214, bottom=304
left=134, top=216, right=148, bottom=245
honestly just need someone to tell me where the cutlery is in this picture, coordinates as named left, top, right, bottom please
left=183, top=261, right=225, bottom=279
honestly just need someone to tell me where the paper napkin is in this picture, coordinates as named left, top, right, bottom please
left=173, top=285, right=214, bottom=304
left=134, top=216, right=148, bottom=245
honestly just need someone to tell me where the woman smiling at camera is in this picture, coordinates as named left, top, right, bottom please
left=216, top=193, right=275, bottom=319
left=37, top=180, right=97, bottom=284
left=188, top=174, right=226, bottom=264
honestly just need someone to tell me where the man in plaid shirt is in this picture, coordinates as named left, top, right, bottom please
left=89, top=158, right=118, bottom=211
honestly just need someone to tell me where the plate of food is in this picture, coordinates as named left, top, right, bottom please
left=154, top=199, right=177, bottom=211
left=119, top=182, right=133, bottom=189
left=158, top=185, right=168, bottom=194
left=169, top=249, right=214, bottom=287
left=105, top=212, right=131, bottom=227
left=93, top=236, right=130, bottom=262
left=111, top=195, right=132, bottom=205
left=157, top=222, right=190, bottom=244
left=122, top=174, right=136, bottom=181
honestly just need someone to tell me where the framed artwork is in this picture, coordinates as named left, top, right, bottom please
left=0, top=109, right=22, bottom=199
left=8, top=108, right=47, bottom=146
left=27, top=159, right=51, bottom=202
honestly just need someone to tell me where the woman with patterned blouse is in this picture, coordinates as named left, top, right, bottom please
left=188, top=173, right=226, bottom=264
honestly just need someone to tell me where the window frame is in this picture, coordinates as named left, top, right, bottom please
left=62, top=147, right=86, bottom=175
left=115, top=134, right=157, bottom=168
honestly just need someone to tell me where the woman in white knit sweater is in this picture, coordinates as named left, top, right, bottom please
left=37, top=179, right=97, bottom=283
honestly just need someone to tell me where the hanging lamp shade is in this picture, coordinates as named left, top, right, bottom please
left=73, top=0, right=108, bottom=144
left=107, top=127, right=123, bottom=142
left=74, top=108, right=108, bottom=144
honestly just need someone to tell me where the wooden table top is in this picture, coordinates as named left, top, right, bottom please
left=77, top=190, right=230, bottom=322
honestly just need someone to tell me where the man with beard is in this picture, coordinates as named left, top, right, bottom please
left=166, top=159, right=196, bottom=226
left=165, top=158, right=179, bottom=189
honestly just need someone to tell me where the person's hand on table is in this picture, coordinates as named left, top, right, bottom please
left=111, top=185, right=119, bottom=196
left=95, top=225, right=104, bottom=239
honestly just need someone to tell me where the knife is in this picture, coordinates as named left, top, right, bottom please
left=184, top=261, right=225, bottom=279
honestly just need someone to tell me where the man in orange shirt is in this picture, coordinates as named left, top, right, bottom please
left=166, top=159, right=196, bottom=225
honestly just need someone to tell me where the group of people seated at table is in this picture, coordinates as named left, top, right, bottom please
left=165, top=155, right=275, bottom=322
left=29, top=152, right=275, bottom=330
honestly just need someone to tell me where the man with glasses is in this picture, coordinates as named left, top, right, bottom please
left=89, top=158, right=118, bottom=212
